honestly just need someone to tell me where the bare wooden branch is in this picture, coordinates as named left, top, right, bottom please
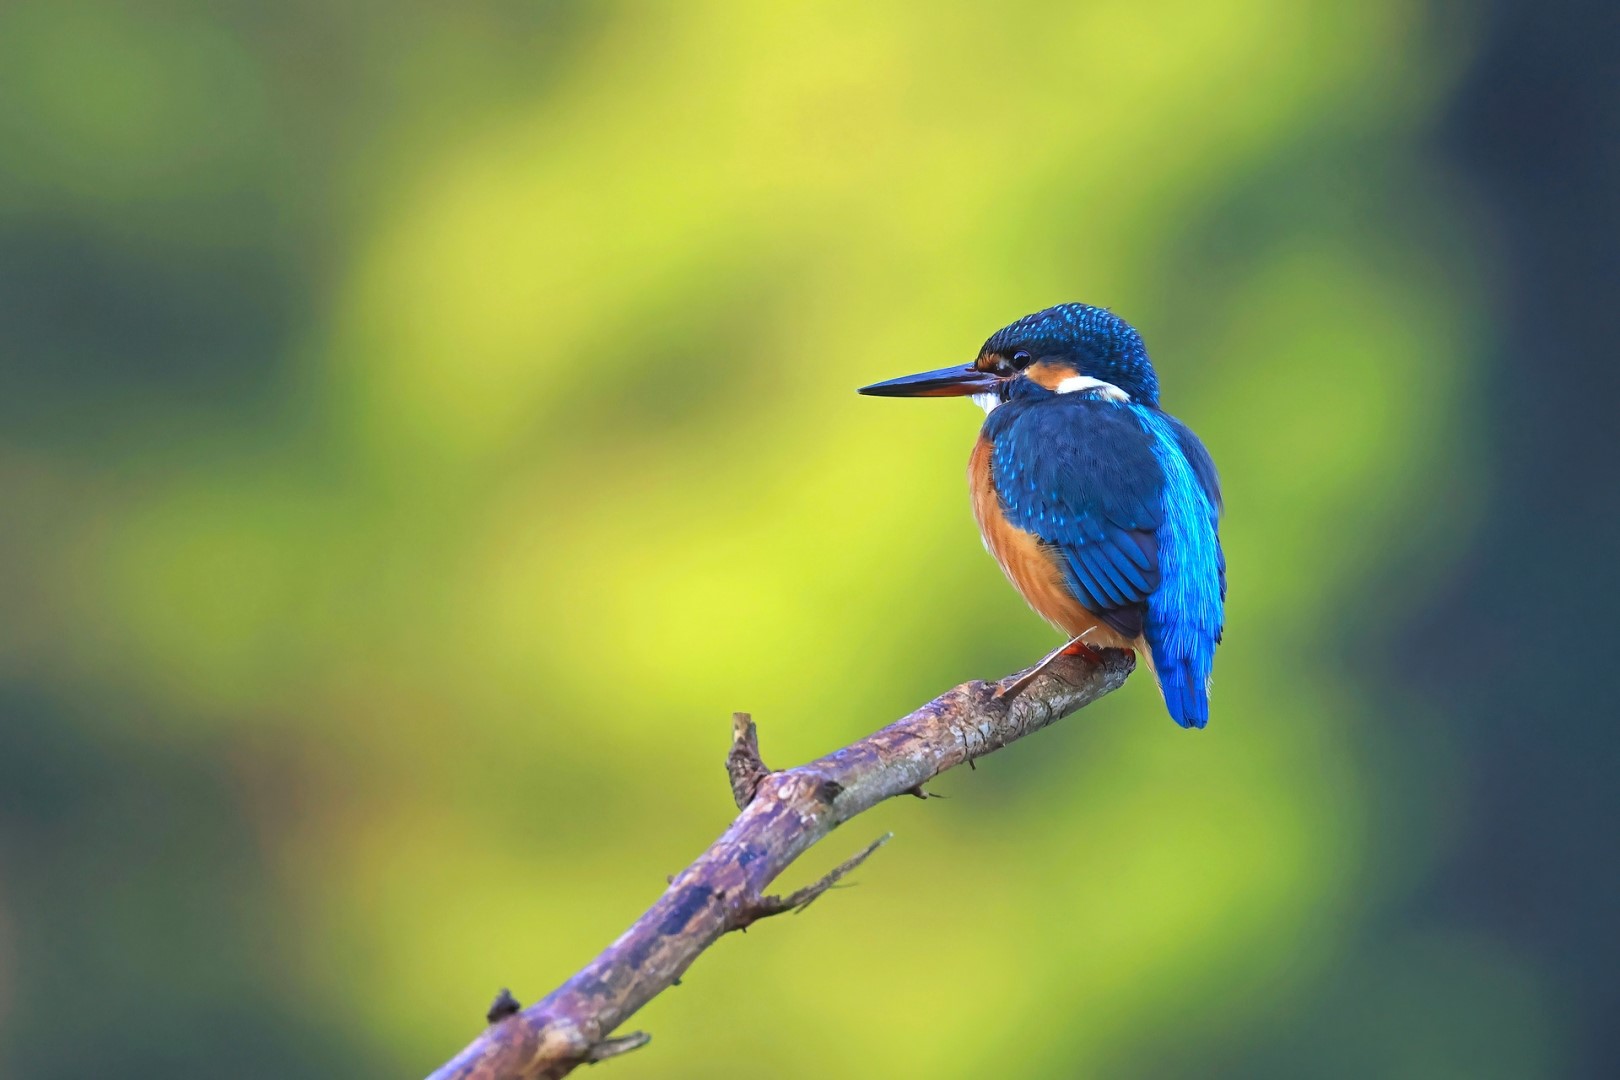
left=428, top=648, right=1135, bottom=1080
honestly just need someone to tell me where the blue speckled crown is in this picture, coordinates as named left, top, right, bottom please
left=984, top=303, right=1159, bottom=405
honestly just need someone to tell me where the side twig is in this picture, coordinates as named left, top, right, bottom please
left=428, top=648, right=1135, bottom=1080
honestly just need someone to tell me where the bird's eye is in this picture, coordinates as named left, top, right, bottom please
left=1011, top=350, right=1033, bottom=367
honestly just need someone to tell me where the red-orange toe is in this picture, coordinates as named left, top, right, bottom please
left=1061, top=639, right=1104, bottom=663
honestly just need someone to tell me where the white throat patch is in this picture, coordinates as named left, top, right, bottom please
left=970, top=392, right=1000, bottom=415
left=1054, top=375, right=1131, bottom=402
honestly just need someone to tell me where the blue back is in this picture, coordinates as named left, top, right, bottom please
left=984, top=382, right=1224, bottom=728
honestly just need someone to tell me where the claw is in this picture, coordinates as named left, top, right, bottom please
left=1061, top=638, right=1104, bottom=663
left=996, top=631, right=1102, bottom=700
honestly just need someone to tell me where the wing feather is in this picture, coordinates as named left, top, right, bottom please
left=985, top=398, right=1164, bottom=638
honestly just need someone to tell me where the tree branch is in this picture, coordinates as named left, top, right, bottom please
left=428, top=648, right=1135, bottom=1080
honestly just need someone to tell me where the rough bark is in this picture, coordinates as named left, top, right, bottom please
left=428, top=648, right=1135, bottom=1080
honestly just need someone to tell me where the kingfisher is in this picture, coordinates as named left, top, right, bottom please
left=858, top=303, right=1225, bottom=728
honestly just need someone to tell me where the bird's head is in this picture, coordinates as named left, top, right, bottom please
left=858, top=302, right=1159, bottom=411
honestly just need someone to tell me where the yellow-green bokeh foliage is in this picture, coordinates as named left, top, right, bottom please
left=0, top=1, right=1551, bottom=1076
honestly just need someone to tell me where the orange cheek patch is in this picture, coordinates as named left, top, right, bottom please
left=1025, top=362, right=1081, bottom=391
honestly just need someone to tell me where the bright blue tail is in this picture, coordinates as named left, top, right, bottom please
left=1153, top=652, right=1211, bottom=730
left=1133, top=406, right=1224, bottom=730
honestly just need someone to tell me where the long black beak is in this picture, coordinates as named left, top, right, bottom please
left=857, top=363, right=1001, bottom=398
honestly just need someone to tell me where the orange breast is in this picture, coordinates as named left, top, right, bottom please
left=968, top=436, right=1134, bottom=650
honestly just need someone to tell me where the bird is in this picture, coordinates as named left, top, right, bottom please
left=858, top=303, right=1225, bottom=729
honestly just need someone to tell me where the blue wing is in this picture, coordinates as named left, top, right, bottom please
left=987, top=398, right=1226, bottom=729
left=983, top=397, right=1165, bottom=638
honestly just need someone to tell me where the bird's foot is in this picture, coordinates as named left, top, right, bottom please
left=995, top=633, right=1101, bottom=700
left=1060, top=638, right=1104, bottom=663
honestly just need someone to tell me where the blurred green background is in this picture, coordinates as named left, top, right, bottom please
left=2, top=2, right=1614, bottom=1077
